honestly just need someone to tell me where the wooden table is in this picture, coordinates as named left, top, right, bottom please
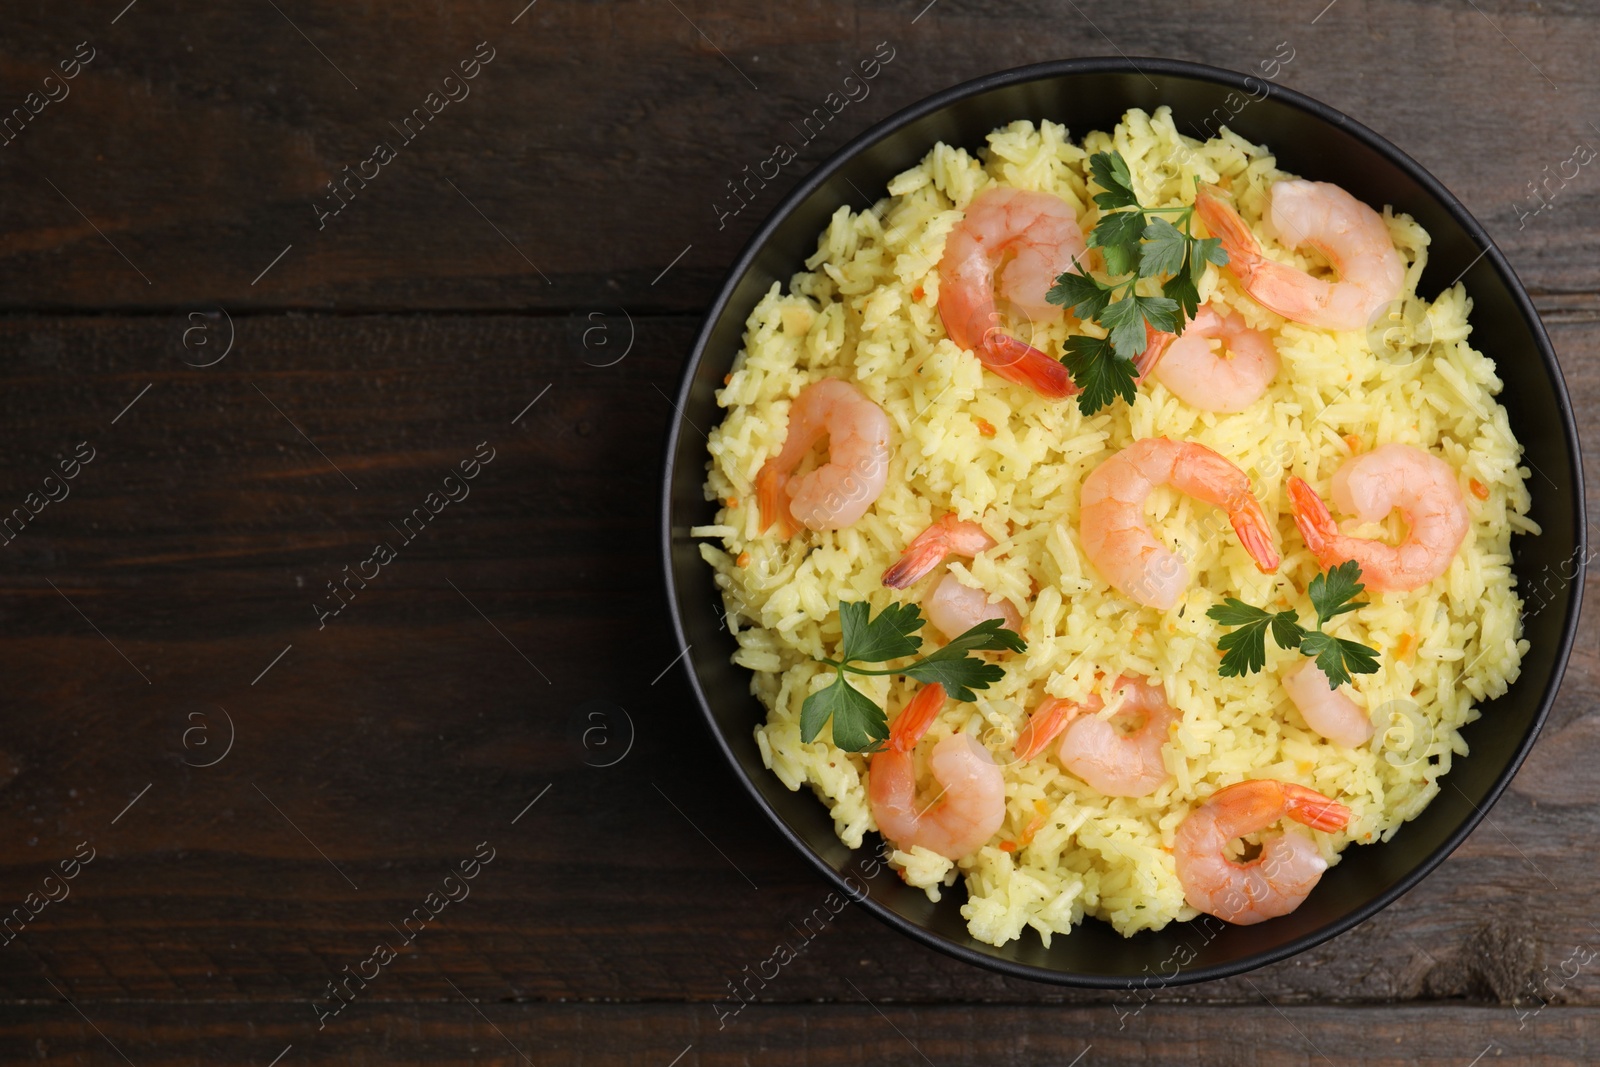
left=0, top=1, right=1594, bottom=1063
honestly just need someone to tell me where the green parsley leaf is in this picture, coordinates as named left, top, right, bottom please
left=1207, top=599, right=1305, bottom=677
left=1162, top=270, right=1202, bottom=320
left=1214, top=613, right=1272, bottom=677
left=1098, top=294, right=1181, bottom=359
left=1099, top=239, right=1142, bottom=278
left=1207, top=597, right=1273, bottom=628
left=1045, top=262, right=1113, bottom=321
left=1307, top=560, right=1368, bottom=628
left=1133, top=293, right=1181, bottom=334
left=1099, top=294, right=1150, bottom=358
left=839, top=599, right=923, bottom=664
left=800, top=674, right=888, bottom=751
left=1049, top=151, right=1235, bottom=414
left=1061, top=333, right=1138, bottom=416
left=1207, top=563, right=1381, bottom=686
left=902, top=618, right=1023, bottom=700
left=1088, top=208, right=1148, bottom=254
left=903, top=657, right=1006, bottom=702
left=939, top=615, right=1030, bottom=656
left=1270, top=611, right=1310, bottom=652
left=1138, top=218, right=1188, bottom=278
left=1298, top=631, right=1382, bottom=690
left=1089, top=151, right=1138, bottom=211
left=1191, top=235, right=1229, bottom=275
left=805, top=602, right=1027, bottom=751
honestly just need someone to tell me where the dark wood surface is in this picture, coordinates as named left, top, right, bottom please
left=0, top=1, right=1595, bottom=1064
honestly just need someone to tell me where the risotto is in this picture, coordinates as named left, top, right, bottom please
left=694, top=107, right=1535, bottom=948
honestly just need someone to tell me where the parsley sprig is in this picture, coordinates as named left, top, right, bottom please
left=1046, top=151, right=1229, bottom=415
left=1205, top=560, right=1382, bottom=689
left=800, top=601, right=1026, bottom=752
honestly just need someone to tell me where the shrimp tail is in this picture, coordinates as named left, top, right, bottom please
left=1015, top=698, right=1080, bottom=762
left=883, top=519, right=953, bottom=588
left=755, top=461, right=798, bottom=539
left=1194, top=185, right=1262, bottom=276
left=881, top=547, right=944, bottom=589
left=1281, top=783, right=1351, bottom=833
left=888, top=683, right=947, bottom=754
left=1134, top=323, right=1177, bottom=383
left=1286, top=476, right=1339, bottom=563
left=980, top=333, right=1078, bottom=399
left=1229, top=492, right=1281, bottom=574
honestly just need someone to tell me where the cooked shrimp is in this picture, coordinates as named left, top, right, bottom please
left=1195, top=181, right=1404, bottom=332
left=924, top=572, right=1022, bottom=642
left=938, top=187, right=1084, bottom=398
left=1138, top=321, right=1179, bottom=382
left=756, top=378, right=891, bottom=538
left=868, top=683, right=1006, bottom=860
left=1059, top=677, right=1179, bottom=797
left=882, top=513, right=997, bottom=588
left=1286, top=443, right=1468, bottom=592
left=1014, top=695, right=1077, bottom=765
left=1078, top=437, right=1280, bottom=610
left=883, top=513, right=1022, bottom=640
left=1174, top=779, right=1350, bottom=925
left=1281, top=659, right=1373, bottom=748
left=1152, top=304, right=1280, bottom=413
left=1017, top=676, right=1178, bottom=797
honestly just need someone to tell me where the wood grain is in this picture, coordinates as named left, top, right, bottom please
left=0, top=0, right=1595, bottom=1059
left=0, top=2, right=1595, bottom=311
left=1, top=1002, right=1598, bottom=1065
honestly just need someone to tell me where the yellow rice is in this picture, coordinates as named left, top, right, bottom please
left=694, top=107, right=1535, bottom=947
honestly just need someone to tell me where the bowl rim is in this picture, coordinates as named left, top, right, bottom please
left=659, top=55, right=1587, bottom=987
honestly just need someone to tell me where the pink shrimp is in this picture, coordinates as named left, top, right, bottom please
left=882, top=513, right=1022, bottom=641
left=882, top=514, right=997, bottom=588
left=1281, top=659, right=1374, bottom=748
left=1287, top=443, right=1469, bottom=593
left=1014, top=695, right=1077, bottom=765
left=1152, top=304, right=1281, bottom=413
left=868, top=683, right=1006, bottom=861
left=1195, top=181, right=1404, bottom=332
left=1137, top=321, right=1180, bottom=383
left=924, top=573, right=1023, bottom=642
left=938, top=187, right=1084, bottom=398
left=756, top=378, right=890, bottom=538
left=1174, top=779, right=1351, bottom=925
left=1078, top=437, right=1280, bottom=610
left=1016, top=676, right=1178, bottom=797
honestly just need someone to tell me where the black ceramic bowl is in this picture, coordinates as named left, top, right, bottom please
left=661, top=58, right=1586, bottom=986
